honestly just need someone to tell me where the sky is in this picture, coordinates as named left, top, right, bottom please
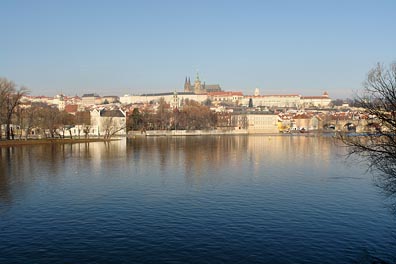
left=1, top=0, right=395, bottom=99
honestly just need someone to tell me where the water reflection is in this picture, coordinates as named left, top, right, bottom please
left=0, top=140, right=127, bottom=204
left=0, top=148, right=12, bottom=206
left=126, top=135, right=342, bottom=186
left=0, top=136, right=373, bottom=196
left=0, top=136, right=395, bottom=263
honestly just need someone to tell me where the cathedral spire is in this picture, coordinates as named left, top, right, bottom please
left=184, top=76, right=192, bottom=92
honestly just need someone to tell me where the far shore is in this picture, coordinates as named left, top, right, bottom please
left=128, top=129, right=338, bottom=137
left=0, top=138, right=121, bottom=147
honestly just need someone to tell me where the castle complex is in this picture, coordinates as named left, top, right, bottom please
left=184, top=73, right=222, bottom=94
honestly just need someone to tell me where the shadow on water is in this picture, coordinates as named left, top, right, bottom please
left=339, top=154, right=396, bottom=263
left=0, top=148, right=13, bottom=211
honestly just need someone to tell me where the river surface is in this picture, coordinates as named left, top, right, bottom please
left=0, top=135, right=395, bottom=263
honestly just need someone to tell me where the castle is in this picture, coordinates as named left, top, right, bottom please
left=184, top=73, right=222, bottom=94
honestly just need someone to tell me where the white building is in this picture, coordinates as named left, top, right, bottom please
left=246, top=114, right=279, bottom=133
left=300, top=92, right=331, bottom=108
left=90, top=109, right=127, bottom=137
left=242, top=91, right=331, bottom=109
left=243, top=94, right=301, bottom=108
left=208, top=91, right=244, bottom=105
left=120, top=92, right=208, bottom=106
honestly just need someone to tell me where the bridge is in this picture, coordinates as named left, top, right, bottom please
left=322, top=119, right=380, bottom=132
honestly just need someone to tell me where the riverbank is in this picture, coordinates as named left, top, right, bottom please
left=129, top=129, right=249, bottom=137
left=0, top=138, right=120, bottom=147
left=128, top=129, right=337, bottom=137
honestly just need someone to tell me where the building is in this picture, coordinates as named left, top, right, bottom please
left=184, top=73, right=222, bottom=94
left=208, top=91, right=244, bottom=105
left=52, top=94, right=66, bottom=110
left=300, top=92, right=331, bottom=108
left=242, top=94, right=301, bottom=108
left=90, top=109, right=127, bottom=137
left=120, top=92, right=208, bottom=106
left=242, top=89, right=331, bottom=109
left=82, top=93, right=101, bottom=106
left=246, top=113, right=279, bottom=133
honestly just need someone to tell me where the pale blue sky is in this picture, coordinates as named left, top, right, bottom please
left=1, top=0, right=395, bottom=99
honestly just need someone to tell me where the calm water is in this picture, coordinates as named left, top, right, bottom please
left=0, top=136, right=395, bottom=263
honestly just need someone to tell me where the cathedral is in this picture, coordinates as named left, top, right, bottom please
left=184, top=73, right=222, bottom=94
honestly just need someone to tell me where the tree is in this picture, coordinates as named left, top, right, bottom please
left=58, top=111, right=75, bottom=138
left=181, top=100, right=216, bottom=130
left=37, top=106, right=62, bottom=138
left=203, top=98, right=212, bottom=107
left=156, top=98, right=171, bottom=130
left=102, top=116, right=126, bottom=139
left=0, top=78, right=28, bottom=140
left=248, top=98, right=253, bottom=108
left=339, top=62, right=396, bottom=179
left=127, top=108, right=143, bottom=131
left=330, top=99, right=345, bottom=107
left=75, top=111, right=91, bottom=138
left=20, top=106, right=37, bottom=140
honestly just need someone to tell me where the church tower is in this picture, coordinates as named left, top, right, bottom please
left=254, top=88, right=260, bottom=96
left=184, top=77, right=191, bottom=92
left=194, top=72, right=202, bottom=94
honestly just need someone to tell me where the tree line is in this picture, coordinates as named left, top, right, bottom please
left=0, top=77, right=92, bottom=140
left=128, top=98, right=218, bottom=131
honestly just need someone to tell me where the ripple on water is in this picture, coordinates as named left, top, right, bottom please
left=0, top=137, right=395, bottom=263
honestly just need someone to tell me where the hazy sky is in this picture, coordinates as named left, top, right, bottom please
left=1, top=0, right=395, bottom=99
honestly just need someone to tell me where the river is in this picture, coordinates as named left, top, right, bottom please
left=0, top=135, right=395, bottom=263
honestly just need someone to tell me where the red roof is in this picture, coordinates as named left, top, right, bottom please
left=65, top=105, right=78, bottom=113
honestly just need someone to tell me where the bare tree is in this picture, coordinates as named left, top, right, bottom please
left=75, top=111, right=91, bottom=139
left=36, top=105, right=62, bottom=138
left=57, top=111, right=75, bottom=138
left=338, top=62, right=396, bottom=178
left=21, top=106, right=37, bottom=140
left=0, top=78, right=29, bottom=140
left=156, top=97, right=171, bottom=130
left=102, top=116, right=126, bottom=140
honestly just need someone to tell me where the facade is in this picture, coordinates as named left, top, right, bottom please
left=223, top=113, right=279, bottom=133
left=246, top=114, right=279, bottom=133
left=242, top=91, right=331, bottom=109
left=120, top=92, right=208, bottom=106
left=51, top=94, right=66, bottom=110
left=82, top=93, right=101, bottom=106
left=242, top=94, right=301, bottom=108
left=208, top=92, right=244, bottom=105
left=90, top=109, right=127, bottom=137
left=300, top=92, right=331, bottom=108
